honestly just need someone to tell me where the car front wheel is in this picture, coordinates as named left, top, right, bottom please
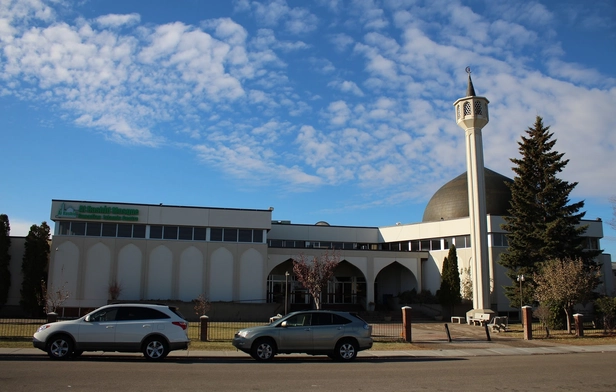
left=47, top=335, right=73, bottom=360
left=335, top=339, right=358, bottom=361
left=251, top=338, right=276, bottom=361
left=143, top=337, right=169, bottom=360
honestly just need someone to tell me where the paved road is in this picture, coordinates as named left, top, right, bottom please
left=2, top=351, right=616, bottom=391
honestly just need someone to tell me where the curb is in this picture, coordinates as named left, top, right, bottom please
left=2, top=345, right=616, bottom=359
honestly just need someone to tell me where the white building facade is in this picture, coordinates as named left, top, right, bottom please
left=46, top=197, right=611, bottom=318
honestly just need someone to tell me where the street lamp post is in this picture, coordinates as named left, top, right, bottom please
left=284, top=271, right=290, bottom=315
left=517, top=274, right=525, bottom=324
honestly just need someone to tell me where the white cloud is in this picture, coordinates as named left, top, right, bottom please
left=247, top=0, right=318, bottom=35
left=95, top=13, right=140, bottom=28
left=328, top=80, right=364, bottom=96
left=351, top=0, right=388, bottom=30
left=329, top=33, right=354, bottom=52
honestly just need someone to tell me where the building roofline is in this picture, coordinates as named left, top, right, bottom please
left=51, top=199, right=272, bottom=213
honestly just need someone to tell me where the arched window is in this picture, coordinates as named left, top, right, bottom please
left=474, top=101, right=483, bottom=115
left=463, top=101, right=471, bottom=116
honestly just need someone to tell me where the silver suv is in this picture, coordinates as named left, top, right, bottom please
left=33, top=303, right=190, bottom=360
left=232, top=310, right=373, bottom=361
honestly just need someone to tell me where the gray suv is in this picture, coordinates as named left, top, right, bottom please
left=232, top=310, right=373, bottom=361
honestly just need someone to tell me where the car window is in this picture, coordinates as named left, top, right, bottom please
left=168, top=306, right=185, bottom=319
left=116, top=307, right=170, bottom=321
left=312, top=313, right=352, bottom=325
left=332, top=314, right=352, bottom=325
left=89, top=308, right=119, bottom=322
left=312, top=313, right=333, bottom=325
left=285, top=313, right=312, bottom=327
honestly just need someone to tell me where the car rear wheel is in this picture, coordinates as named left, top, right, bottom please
left=143, top=336, right=169, bottom=360
left=47, top=334, right=73, bottom=360
left=335, top=339, right=358, bottom=361
left=251, top=338, right=276, bottom=361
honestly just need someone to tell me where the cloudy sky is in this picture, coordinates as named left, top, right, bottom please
left=1, top=0, right=615, bottom=256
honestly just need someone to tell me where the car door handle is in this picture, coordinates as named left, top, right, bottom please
left=105, top=326, right=114, bottom=329
left=142, top=324, right=151, bottom=328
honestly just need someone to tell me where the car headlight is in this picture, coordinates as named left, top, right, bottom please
left=237, top=330, right=249, bottom=338
left=36, top=324, right=51, bottom=333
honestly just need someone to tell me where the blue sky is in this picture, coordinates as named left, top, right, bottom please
left=1, top=0, right=615, bottom=258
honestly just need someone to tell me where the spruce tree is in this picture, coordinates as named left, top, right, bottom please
left=447, top=245, right=461, bottom=306
left=499, top=116, right=600, bottom=307
left=437, top=256, right=451, bottom=309
left=0, top=214, right=11, bottom=307
left=438, top=245, right=462, bottom=314
left=20, top=222, right=51, bottom=316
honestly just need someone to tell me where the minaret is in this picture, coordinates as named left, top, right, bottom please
left=453, top=68, right=491, bottom=314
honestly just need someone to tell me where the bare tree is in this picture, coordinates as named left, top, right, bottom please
left=461, top=267, right=473, bottom=302
left=193, top=294, right=211, bottom=316
left=534, top=258, right=601, bottom=333
left=108, top=280, right=123, bottom=301
left=39, top=280, right=70, bottom=314
left=292, top=251, right=340, bottom=310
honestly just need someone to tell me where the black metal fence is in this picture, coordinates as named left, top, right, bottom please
left=5, top=317, right=611, bottom=343
left=0, top=318, right=405, bottom=342
left=529, top=321, right=613, bottom=338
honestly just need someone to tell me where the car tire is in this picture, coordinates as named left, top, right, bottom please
left=251, top=338, right=276, bottom=361
left=335, top=339, right=358, bottom=361
left=143, top=336, right=169, bottom=361
left=47, top=334, right=73, bottom=360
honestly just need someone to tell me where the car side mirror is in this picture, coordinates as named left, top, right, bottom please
left=281, top=321, right=288, bottom=328
left=85, top=315, right=91, bottom=322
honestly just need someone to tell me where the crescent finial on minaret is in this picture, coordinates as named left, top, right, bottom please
left=466, top=66, right=476, bottom=97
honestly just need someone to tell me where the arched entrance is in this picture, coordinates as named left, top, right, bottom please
left=374, top=261, right=418, bottom=310
left=267, top=259, right=367, bottom=311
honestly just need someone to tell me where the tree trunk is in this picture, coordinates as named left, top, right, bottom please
left=313, top=292, right=321, bottom=310
left=564, top=307, right=572, bottom=334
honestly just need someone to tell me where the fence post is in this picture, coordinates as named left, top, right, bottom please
left=200, top=315, right=209, bottom=342
left=573, top=314, right=584, bottom=337
left=522, top=306, right=532, bottom=340
left=402, top=306, right=412, bottom=343
left=47, top=312, right=58, bottom=323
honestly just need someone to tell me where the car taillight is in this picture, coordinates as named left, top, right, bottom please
left=172, top=321, right=187, bottom=330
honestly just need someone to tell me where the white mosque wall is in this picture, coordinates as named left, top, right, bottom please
left=239, top=249, right=265, bottom=303
left=178, top=246, right=204, bottom=302
left=209, top=247, right=234, bottom=301
left=147, top=245, right=173, bottom=300
left=117, top=244, right=142, bottom=300
left=50, top=241, right=79, bottom=307
left=84, top=243, right=111, bottom=306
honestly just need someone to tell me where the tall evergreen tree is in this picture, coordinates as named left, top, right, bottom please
left=438, top=245, right=462, bottom=313
left=437, top=256, right=451, bottom=307
left=0, top=214, right=11, bottom=307
left=447, top=245, right=461, bottom=306
left=499, top=116, right=600, bottom=307
left=20, top=222, right=51, bottom=316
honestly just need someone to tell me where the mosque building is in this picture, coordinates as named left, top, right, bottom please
left=4, top=74, right=612, bottom=320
